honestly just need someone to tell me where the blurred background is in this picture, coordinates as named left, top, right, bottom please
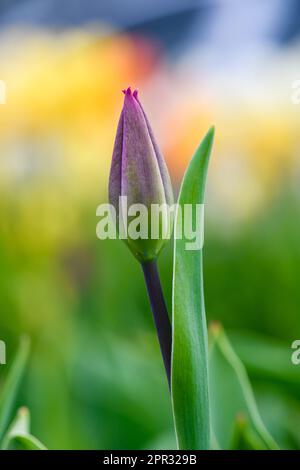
left=0, top=0, right=300, bottom=449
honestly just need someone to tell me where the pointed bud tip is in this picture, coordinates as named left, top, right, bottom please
left=122, top=86, right=132, bottom=96
left=121, top=87, right=139, bottom=98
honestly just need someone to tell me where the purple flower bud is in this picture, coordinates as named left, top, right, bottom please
left=109, top=87, right=174, bottom=262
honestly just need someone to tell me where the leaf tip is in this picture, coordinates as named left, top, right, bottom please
left=204, top=125, right=215, bottom=147
left=208, top=125, right=215, bottom=136
left=17, top=407, right=29, bottom=418
left=209, top=321, right=223, bottom=338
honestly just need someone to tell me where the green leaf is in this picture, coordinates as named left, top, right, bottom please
left=229, top=331, right=300, bottom=391
left=2, top=407, right=46, bottom=450
left=209, top=323, right=279, bottom=449
left=0, top=337, right=30, bottom=443
left=230, top=414, right=268, bottom=450
left=171, top=127, right=214, bottom=450
left=5, top=406, right=29, bottom=437
left=6, top=434, right=46, bottom=450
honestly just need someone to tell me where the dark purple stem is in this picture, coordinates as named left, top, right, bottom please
left=142, top=260, right=172, bottom=388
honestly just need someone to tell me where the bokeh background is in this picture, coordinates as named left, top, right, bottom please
left=0, top=0, right=300, bottom=449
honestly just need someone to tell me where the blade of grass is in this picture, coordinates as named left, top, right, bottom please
left=209, top=323, right=279, bottom=449
left=1, top=406, right=29, bottom=449
left=230, top=414, right=268, bottom=450
left=2, top=407, right=46, bottom=450
left=229, top=330, right=300, bottom=390
left=0, top=337, right=30, bottom=443
left=6, top=434, right=46, bottom=450
left=171, top=127, right=214, bottom=450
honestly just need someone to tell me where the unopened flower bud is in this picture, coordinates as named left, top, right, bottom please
left=109, top=87, right=174, bottom=262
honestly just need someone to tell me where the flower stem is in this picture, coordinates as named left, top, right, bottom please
left=141, top=260, right=172, bottom=388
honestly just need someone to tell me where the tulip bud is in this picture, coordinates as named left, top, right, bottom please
left=109, top=87, right=174, bottom=262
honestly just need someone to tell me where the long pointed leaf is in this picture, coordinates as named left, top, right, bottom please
left=230, top=414, right=268, bottom=450
left=171, top=127, right=214, bottom=450
left=2, top=407, right=46, bottom=450
left=0, top=337, right=30, bottom=443
left=6, top=434, right=47, bottom=450
left=209, top=323, right=279, bottom=449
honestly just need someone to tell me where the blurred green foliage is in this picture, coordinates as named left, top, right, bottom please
left=0, top=186, right=299, bottom=449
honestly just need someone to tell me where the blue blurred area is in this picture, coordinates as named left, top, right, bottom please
left=0, top=0, right=299, bottom=51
